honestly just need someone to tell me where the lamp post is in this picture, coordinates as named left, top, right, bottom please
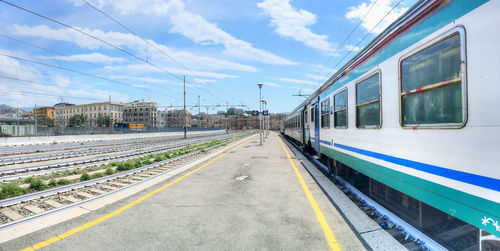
left=261, top=99, right=267, bottom=139
left=257, top=83, right=263, bottom=145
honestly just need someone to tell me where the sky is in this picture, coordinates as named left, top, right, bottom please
left=0, top=0, right=417, bottom=113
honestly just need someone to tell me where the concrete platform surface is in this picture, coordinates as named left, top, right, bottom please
left=2, top=132, right=365, bottom=250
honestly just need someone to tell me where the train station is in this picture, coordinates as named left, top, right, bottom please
left=1, top=0, right=499, bottom=250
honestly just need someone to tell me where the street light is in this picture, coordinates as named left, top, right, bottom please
left=261, top=99, right=267, bottom=139
left=257, top=83, right=263, bottom=145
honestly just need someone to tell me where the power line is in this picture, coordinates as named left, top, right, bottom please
left=0, top=33, right=173, bottom=91
left=322, top=0, right=405, bottom=82
left=0, top=0, right=226, bottom=103
left=0, top=53, right=177, bottom=100
left=322, top=0, right=380, bottom=69
left=81, top=0, right=231, bottom=102
left=0, top=88, right=105, bottom=102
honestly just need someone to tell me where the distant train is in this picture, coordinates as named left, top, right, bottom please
left=283, top=0, right=499, bottom=250
left=113, top=122, right=145, bottom=131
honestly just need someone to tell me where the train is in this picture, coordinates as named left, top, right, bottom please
left=113, top=122, right=145, bottom=131
left=283, top=0, right=499, bottom=250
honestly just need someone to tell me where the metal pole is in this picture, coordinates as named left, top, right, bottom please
left=258, top=83, right=262, bottom=145
left=183, top=75, right=187, bottom=139
left=198, top=95, right=201, bottom=129
left=226, top=101, right=229, bottom=134
left=34, top=104, right=37, bottom=136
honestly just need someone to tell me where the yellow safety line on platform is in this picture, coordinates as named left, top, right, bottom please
left=21, top=135, right=255, bottom=251
left=277, top=136, right=342, bottom=251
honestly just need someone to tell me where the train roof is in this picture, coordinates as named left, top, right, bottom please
left=288, top=0, right=440, bottom=114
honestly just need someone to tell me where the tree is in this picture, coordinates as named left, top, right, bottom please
left=97, top=115, right=111, bottom=127
left=39, top=117, right=55, bottom=127
left=68, top=114, right=85, bottom=127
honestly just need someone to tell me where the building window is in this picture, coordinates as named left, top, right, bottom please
left=334, top=89, right=347, bottom=128
left=356, top=72, right=381, bottom=128
left=320, top=98, right=330, bottom=128
left=400, top=31, right=465, bottom=127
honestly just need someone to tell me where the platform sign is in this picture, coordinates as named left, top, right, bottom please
left=252, top=110, right=259, bottom=116
left=263, top=110, right=269, bottom=116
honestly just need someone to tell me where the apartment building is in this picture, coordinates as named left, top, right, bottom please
left=165, top=109, right=191, bottom=128
left=31, top=107, right=55, bottom=121
left=55, top=102, right=125, bottom=127
left=123, top=100, right=157, bottom=127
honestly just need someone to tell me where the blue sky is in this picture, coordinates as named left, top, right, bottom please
left=0, top=0, right=417, bottom=113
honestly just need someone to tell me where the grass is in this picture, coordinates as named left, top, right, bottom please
left=0, top=134, right=248, bottom=200
left=0, top=183, right=27, bottom=199
left=28, top=178, right=48, bottom=191
left=80, top=172, right=91, bottom=181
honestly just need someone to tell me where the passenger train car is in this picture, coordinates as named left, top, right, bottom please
left=283, top=0, right=499, bottom=249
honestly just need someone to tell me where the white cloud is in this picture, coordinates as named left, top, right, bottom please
left=346, top=45, right=360, bottom=52
left=193, top=78, right=216, bottom=84
left=68, top=0, right=297, bottom=65
left=105, top=64, right=239, bottom=80
left=132, top=84, right=147, bottom=88
left=274, top=77, right=319, bottom=86
left=51, top=76, right=71, bottom=87
left=41, top=52, right=126, bottom=63
left=9, top=24, right=259, bottom=72
left=109, top=75, right=166, bottom=83
left=291, top=86, right=314, bottom=93
left=262, top=81, right=282, bottom=87
left=346, top=0, right=408, bottom=34
left=257, top=0, right=334, bottom=54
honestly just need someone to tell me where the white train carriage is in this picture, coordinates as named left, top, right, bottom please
left=284, top=0, right=500, bottom=249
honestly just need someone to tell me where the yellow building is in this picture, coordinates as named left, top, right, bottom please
left=31, top=107, right=55, bottom=120
left=55, top=102, right=125, bottom=127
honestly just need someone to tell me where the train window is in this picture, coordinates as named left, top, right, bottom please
left=334, top=89, right=348, bottom=128
left=356, top=72, right=381, bottom=128
left=400, top=30, right=466, bottom=128
left=304, top=110, right=308, bottom=124
left=311, top=107, right=314, bottom=122
left=321, top=98, right=330, bottom=128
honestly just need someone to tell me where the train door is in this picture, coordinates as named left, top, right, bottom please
left=302, top=106, right=308, bottom=145
left=314, top=102, right=320, bottom=153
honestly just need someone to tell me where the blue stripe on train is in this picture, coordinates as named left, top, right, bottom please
left=334, top=143, right=500, bottom=192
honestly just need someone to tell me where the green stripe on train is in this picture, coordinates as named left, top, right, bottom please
left=320, top=145, right=500, bottom=237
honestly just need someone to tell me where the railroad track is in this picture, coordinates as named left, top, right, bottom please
left=0, top=133, right=241, bottom=182
left=0, top=131, right=225, bottom=156
left=0, top=134, right=251, bottom=228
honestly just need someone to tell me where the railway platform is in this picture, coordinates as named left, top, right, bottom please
left=1, top=132, right=400, bottom=250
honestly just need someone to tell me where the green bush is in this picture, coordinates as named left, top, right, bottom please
left=133, top=160, right=143, bottom=168
left=110, top=162, right=118, bottom=167
left=48, top=179, right=57, bottom=187
left=0, top=183, right=26, bottom=199
left=24, top=177, right=34, bottom=184
left=105, top=168, right=114, bottom=175
left=80, top=172, right=92, bottom=181
left=116, top=162, right=133, bottom=171
left=91, top=172, right=105, bottom=179
left=143, top=160, right=152, bottom=165
left=29, top=178, right=48, bottom=191
left=57, top=179, right=70, bottom=185
left=154, top=156, right=162, bottom=162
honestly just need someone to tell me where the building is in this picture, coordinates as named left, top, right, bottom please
left=165, top=109, right=191, bottom=128
left=123, top=100, right=157, bottom=127
left=227, top=107, right=244, bottom=115
left=31, top=107, right=55, bottom=121
left=0, top=118, right=36, bottom=136
left=55, top=102, right=125, bottom=127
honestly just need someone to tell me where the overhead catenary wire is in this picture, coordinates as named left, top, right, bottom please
left=80, top=0, right=232, bottom=103
left=0, top=88, right=105, bottom=102
left=0, top=0, right=227, bottom=104
left=321, top=0, right=380, bottom=69
left=0, top=52, right=177, bottom=100
left=0, top=33, right=170, bottom=91
left=322, top=0, right=406, bottom=83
